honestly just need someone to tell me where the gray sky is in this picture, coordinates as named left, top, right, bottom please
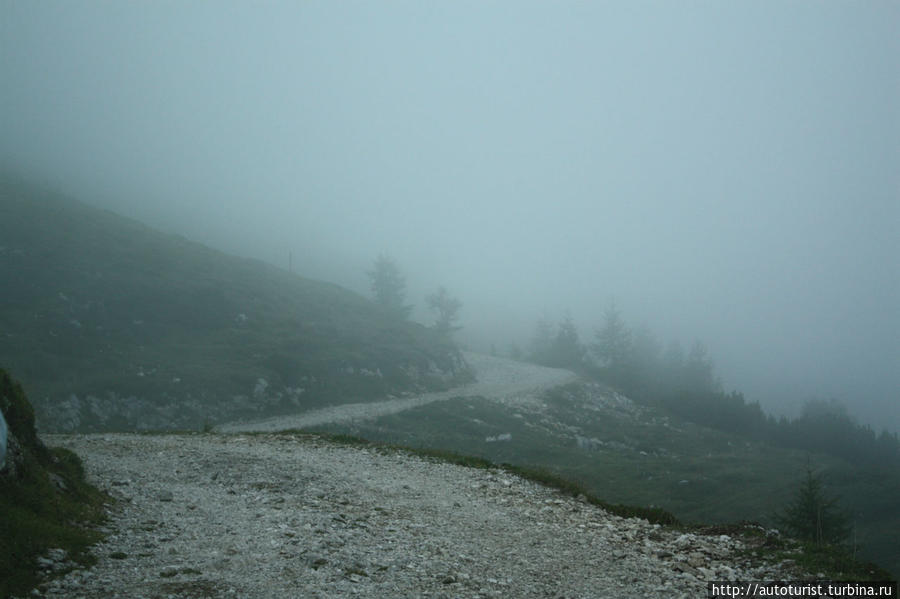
left=2, top=1, right=898, bottom=431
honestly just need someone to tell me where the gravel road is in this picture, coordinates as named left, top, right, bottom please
left=40, top=432, right=788, bottom=599
left=31, top=355, right=794, bottom=598
left=217, top=353, right=578, bottom=433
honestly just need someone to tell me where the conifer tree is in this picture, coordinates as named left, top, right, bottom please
left=776, top=466, right=850, bottom=546
left=368, top=254, right=412, bottom=320
left=426, top=286, right=462, bottom=337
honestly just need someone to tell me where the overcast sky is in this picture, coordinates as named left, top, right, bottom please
left=2, top=1, right=898, bottom=431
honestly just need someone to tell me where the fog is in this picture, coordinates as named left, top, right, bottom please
left=2, top=2, right=897, bottom=432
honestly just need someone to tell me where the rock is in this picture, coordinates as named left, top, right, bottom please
left=0, top=427, right=24, bottom=478
left=673, top=561, right=701, bottom=578
left=0, top=410, right=6, bottom=469
left=47, top=548, right=67, bottom=562
left=687, top=553, right=707, bottom=568
left=157, top=490, right=174, bottom=502
left=49, top=472, right=68, bottom=492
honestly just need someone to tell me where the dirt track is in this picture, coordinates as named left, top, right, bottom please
left=217, top=353, right=578, bottom=433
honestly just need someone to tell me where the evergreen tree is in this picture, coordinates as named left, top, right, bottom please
left=684, top=340, right=717, bottom=394
left=662, top=340, right=685, bottom=385
left=426, top=286, right=462, bottom=337
left=627, top=325, right=662, bottom=394
left=368, top=254, right=412, bottom=320
left=529, top=312, right=554, bottom=364
left=592, top=302, right=631, bottom=380
left=549, top=312, right=584, bottom=368
left=776, top=466, right=850, bottom=546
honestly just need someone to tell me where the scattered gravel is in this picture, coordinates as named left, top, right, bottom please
left=37, top=432, right=795, bottom=599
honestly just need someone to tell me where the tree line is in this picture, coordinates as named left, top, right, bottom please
left=522, top=303, right=900, bottom=469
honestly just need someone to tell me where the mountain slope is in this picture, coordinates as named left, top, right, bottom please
left=0, top=177, right=469, bottom=432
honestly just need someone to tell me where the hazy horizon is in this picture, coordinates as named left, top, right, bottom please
left=2, top=2, right=897, bottom=432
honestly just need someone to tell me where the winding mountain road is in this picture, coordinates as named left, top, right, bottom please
left=217, top=353, right=578, bottom=433
left=37, top=353, right=795, bottom=598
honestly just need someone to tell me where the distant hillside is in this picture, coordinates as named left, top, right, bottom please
left=0, top=176, right=470, bottom=432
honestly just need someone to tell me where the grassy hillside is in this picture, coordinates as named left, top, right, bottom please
left=0, top=177, right=470, bottom=432
left=312, top=381, right=900, bottom=578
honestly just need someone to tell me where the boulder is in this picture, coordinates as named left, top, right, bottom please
left=1, top=368, right=47, bottom=479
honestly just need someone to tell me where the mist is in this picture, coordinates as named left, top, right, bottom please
left=2, top=1, right=897, bottom=431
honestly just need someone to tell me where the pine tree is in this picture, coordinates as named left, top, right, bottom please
left=592, top=302, right=631, bottom=381
left=549, top=313, right=584, bottom=368
left=426, top=286, right=462, bottom=337
left=368, top=254, right=412, bottom=320
left=529, top=312, right=554, bottom=364
left=776, top=466, right=850, bottom=546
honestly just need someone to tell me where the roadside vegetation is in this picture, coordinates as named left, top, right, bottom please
left=0, top=369, right=109, bottom=599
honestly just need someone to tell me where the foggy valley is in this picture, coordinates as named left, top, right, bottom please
left=1, top=1, right=898, bottom=595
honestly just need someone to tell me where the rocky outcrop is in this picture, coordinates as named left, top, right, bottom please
left=0, top=410, right=6, bottom=470
left=0, top=368, right=45, bottom=479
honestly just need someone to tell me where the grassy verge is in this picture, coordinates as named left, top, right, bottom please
left=1, top=369, right=110, bottom=599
